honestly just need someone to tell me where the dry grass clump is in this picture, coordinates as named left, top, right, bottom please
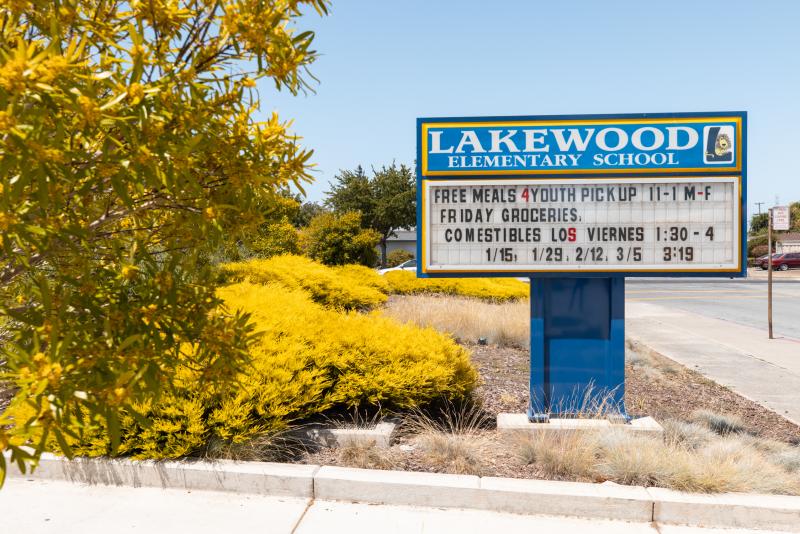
left=415, top=432, right=488, bottom=476
left=735, top=434, right=800, bottom=474
left=404, top=399, right=492, bottom=476
left=544, top=384, right=626, bottom=419
left=662, top=419, right=717, bottom=450
left=382, top=295, right=529, bottom=348
left=684, top=437, right=799, bottom=494
left=773, top=447, right=800, bottom=473
left=202, top=430, right=308, bottom=462
left=510, top=421, right=800, bottom=495
left=594, top=431, right=689, bottom=487
left=514, top=431, right=597, bottom=480
left=691, top=409, right=747, bottom=435
left=337, top=440, right=396, bottom=470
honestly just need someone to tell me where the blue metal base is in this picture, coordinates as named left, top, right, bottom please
left=528, top=277, right=628, bottom=421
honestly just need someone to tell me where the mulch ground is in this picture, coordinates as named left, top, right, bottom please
left=302, top=338, right=800, bottom=478
left=3, top=333, right=798, bottom=476
left=625, top=339, right=800, bottom=444
left=470, top=339, right=800, bottom=444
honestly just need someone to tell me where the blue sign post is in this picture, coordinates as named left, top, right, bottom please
left=416, top=112, right=747, bottom=421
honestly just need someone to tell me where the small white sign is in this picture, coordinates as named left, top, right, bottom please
left=773, top=206, right=790, bottom=231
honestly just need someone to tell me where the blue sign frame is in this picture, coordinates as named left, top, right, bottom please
left=416, top=111, right=748, bottom=279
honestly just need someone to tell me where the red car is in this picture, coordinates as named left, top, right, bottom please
left=760, top=252, right=800, bottom=271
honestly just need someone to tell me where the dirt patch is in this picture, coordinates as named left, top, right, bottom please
left=469, top=342, right=529, bottom=417
left=303, top=430, right=553, bottom=480
left=301, top=338, right=800, bottom=491
left=468, top=338, right=800, bottom=443
left=626, top=339, right=800, bottom=444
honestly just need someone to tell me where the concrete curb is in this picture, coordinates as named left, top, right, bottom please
left=480, top=477, right=653, bottom=522
left=315, top=466, right=483, bottom=509
left=649, top=487, right=800, bottom=532
left=8, top=452, right=318, bottom=498
left=7, top=454, right=800, bottom=531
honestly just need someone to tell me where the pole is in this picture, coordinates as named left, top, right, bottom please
left=767, top=208, right=773, bottom=339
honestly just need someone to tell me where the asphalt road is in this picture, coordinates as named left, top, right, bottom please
left=625, top=279, right=800, bottom=340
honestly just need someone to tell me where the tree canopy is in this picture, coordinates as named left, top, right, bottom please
left=750, top=202, right=800, bottom=235
left=300, top=211, right=379, bottom=266
left=750, top=212, right=769, bottom=234
left=325, top=163, right=415, bottom=266
left=0, top=0, right=328, bottom=479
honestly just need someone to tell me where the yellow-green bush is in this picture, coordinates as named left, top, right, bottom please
left=333, top=263, right=389, bottom=292
left=222, top=255, right=528, bottom=304
left=5, top=281, right=478, bottom=458
left=384, top=270, right=529, bottom=301
left=7, top=393, right=208, bottom=460
left=386, top=249, right=415, bottom=267
left=220, top=254, right=387, bottom=310
left=210, top=282, right=477, bottom=442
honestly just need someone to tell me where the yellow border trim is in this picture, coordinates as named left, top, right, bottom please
left=421, top=175, right=743, bottom=275
left=421, top=117, right=743, bottom=176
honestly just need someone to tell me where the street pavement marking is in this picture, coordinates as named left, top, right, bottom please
left=627, top=295, right=767, bottom=301
left=625, top=288, right=755, bottom=294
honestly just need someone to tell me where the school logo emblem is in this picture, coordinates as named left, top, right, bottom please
left=703, top=125, right=734, bottom=164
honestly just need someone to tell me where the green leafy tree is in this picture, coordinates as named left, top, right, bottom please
left=326, top=163, right=415, bottom=266
left=387, top=249, right=414, bottom=267
left=749, top=212, right=769, bottom=235
left=790, top=201, right=800, bottom=232
left=300, top=211, right=379, bottom=266
left=294, top=200, right=328, bottom=227
left=216, top=188, right=301, bottom=261
left=0, top=0, right=328, bottom=478
left=250, top=219, right=300, bottom=258
left=747, top=234, right=769, bottom=257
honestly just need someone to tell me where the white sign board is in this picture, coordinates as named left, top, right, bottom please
left=422, top=176, right=741, bottom=273
left=773, top=206, right=790, bottom=231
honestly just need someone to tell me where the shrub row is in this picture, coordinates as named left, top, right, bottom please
left=383, top=270, right=529, bottom=302
left=220, top=254, right=388, bottom=310
left=223, top=255, right=529, bottom=306
left=9, top=281, right=477, bottom=459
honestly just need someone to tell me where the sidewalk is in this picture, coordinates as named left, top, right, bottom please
left=627, top=301, right=800, bottom=426
left=0, top=477, right=780, bottom=534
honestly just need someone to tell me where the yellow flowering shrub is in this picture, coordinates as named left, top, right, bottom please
left=0, top=0, right=330, bottom=472
left=333, top=264, right=389, bottom=292
left=210, top=282, right=477, bottom=442
left=7, top=393, right=208, bottom=460
left=383, top=271, right=529, bottom=301
left=222, top=255, right=529, bottom=306
left=220, top=254, right=387, bottom=309
left=5, top=281, right=477, bottom=458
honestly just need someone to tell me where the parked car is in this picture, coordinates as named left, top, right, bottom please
left=755, top=253, right=778, bottom=268
left=760, top=253, right=800, bottom=271
left=378, top=259, right=416, bottom=275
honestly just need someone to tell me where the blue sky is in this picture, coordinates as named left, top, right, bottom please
left=259, top=0, right=800, bottom=219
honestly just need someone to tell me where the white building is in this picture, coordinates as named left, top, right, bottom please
left=385, top=228, right=416, bottom=257
left=776, top=233, right=800, bottom=253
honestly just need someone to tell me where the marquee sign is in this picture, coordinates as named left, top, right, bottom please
left=416, top=112, right=747, bottom=277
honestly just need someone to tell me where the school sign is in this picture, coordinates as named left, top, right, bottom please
left=417, top=112, right=747, bottom=276
left=415, top=112, right=747, bottom=421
